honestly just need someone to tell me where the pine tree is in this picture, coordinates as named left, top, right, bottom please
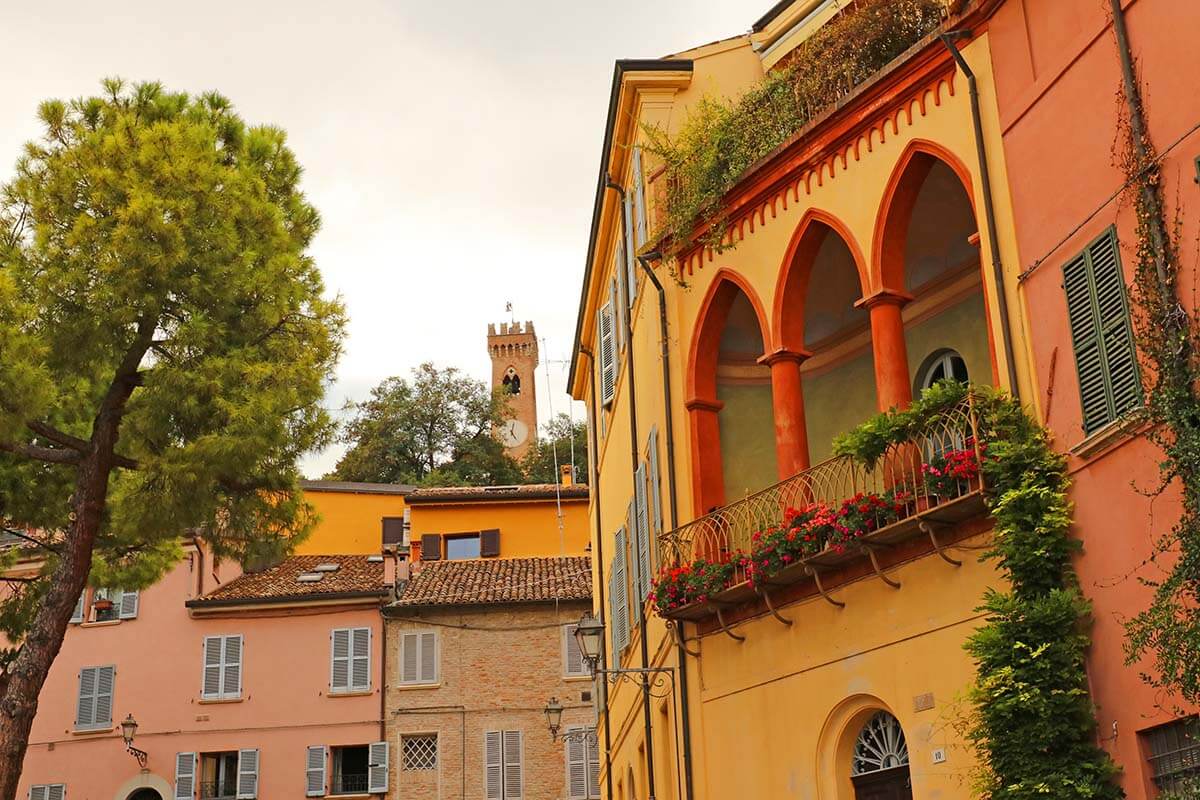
left=0, top=79, right=345, bottom=797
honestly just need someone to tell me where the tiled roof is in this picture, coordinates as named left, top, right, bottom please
left=300, top=479, right=413, bottom=495
left=405, top=483, right=589, bottom=504
left=391, top=556, right=592, bottom=609
left=188, top=555, right=387, bottom=606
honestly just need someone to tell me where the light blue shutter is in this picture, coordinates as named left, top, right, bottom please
left=597, top=302, right=616, bottom=407
left=237, top=749, right=259, bottom=799
left=70, top=592, right=85, bottom=624
left=612, top=529, right=629, bottom=654
left=635, top=463, right=652, bottom=604
left=610, top=276, right=625, bottom=352
left=118, top=589, right=139, bottom=619
left=567, top=729, right=588, bottom=799
left=368, top=741, right=389, bottom=793
left=94, top=665, right=113, bottom=727
left=586, top=729, right=601, bottom=798
left=623, top=192, right=637, bottom=305
left=202, top=636, right=223, bottom=698
left=222, top=636, right=242, bottom=698
left=174, top=752, right=196, bottom=800
left=503, top=730, right=524, bottom=799
left=305, top=745, right=327, bottom=797
left=29, top=786, right=49, bottom=800
left=648, top=427, right=663, bottom=537
left=633, top=146, right=648, bottom=248
left=46, top=787, right=64, bottom=800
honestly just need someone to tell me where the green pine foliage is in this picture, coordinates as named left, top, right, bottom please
left=836, top=383, right=1124, bottom=799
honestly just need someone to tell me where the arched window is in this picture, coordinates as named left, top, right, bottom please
left=917, top=348, right=968, bottom=392
left=852, top=711, right=910, bottom=776
left=502, top=367, right=521, bottom=395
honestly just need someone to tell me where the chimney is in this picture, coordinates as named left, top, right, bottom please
left=560, top=463, right=574, bottom=487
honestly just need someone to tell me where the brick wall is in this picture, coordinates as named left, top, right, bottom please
left=385, top=601, right=595, bottom=799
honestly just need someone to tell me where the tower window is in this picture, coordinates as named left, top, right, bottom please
left=502, top=367, right=521, bottom=395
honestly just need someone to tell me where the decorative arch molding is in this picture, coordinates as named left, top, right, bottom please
left=815, top=693, right=907, bottom=800
left=871, top=138, right=977, bottom=294
left=772, top=208, right=870, bottom=353
left=686, top=269, right=773, bottom=404
left=112, top=773, right=172, bottom=800
left=685, top=268, right=773, bottom=516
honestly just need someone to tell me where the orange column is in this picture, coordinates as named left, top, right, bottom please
left=858, top=289, right=914, bottom=411
left=759, top=348, right=812, bottom=479
left=686, top=398, right=726, bottom=520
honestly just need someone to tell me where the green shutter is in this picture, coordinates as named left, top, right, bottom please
left=1063, top=228, right=1141, bottom=434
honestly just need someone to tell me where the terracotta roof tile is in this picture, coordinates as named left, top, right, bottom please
left=391, top=556, right=591, bottom=608
left=189, top=555, right=387, bottom=606
left=405, top=484, right=589, bottom=503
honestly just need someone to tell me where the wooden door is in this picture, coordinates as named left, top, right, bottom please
left=851, top=765, right=913, bottom=800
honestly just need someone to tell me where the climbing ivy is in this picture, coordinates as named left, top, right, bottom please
left=836, top=383, right=1124, bottom=799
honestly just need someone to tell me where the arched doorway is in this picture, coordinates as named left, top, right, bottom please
left=850, top=711, right=912, bottom=800
left=127, top=790, right=163, bottom=800
left=688, top=274, right=776, bottom=515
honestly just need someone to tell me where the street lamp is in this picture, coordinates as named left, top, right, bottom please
left=121, top=713, right=148, bottom=768
left=573, top=613, right=604, bottom=674
left=543, top=697, right=565, bottom=740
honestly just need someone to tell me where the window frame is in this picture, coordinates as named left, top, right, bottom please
left=201, top=634, right=244, bottom=701
left=330, top=626, right=372, bottom=694
left=565, top=726, right=601, bottom=800
left=398, top=629, right=439, bottom=686
left=1144, top=715, right=1200, bottom=792
left=401, top=733, right=439, bottom=771
left=444, top=533, right=482, bottom=561
left=75, top=664, right=115, bottom=731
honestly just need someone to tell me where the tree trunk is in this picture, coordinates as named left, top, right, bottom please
left=0, top=321, right=149, bottom=800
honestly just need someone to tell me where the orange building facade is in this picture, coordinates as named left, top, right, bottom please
left=987, top=0, right=1200, bottom=795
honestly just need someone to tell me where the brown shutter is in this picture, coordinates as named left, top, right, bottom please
left=382, top=517, right=405, bottom=545
left=480, top=529, right=501, bottom=557
left=420, top=534, right=442, bottom=560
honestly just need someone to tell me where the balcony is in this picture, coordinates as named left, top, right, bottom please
left=656, top=396, right=987, bottom=628
left=331, top=774, right=370, bottom=795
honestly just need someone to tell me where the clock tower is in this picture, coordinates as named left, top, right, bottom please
left=488, top=320, right=539, bottom=461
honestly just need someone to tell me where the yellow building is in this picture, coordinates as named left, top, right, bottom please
left=568, top=2, right=1033, bottom=798
left=296, top=479, right=411, bottom=555
left=407, top=483, right=590, bottom=561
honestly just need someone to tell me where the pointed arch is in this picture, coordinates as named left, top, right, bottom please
left=872, top=139, right=976, bottom=293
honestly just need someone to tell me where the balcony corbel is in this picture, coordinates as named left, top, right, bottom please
left=713, top=605, right=746, bottom=642
left=804, top=564, right=846, bottom=608
left=755, top=583, right=794, bottom=626
left=919, top=519, right=963, bottom=567
left=667, top=620, right=701, bottom=658
left=859, top=542, right=901, bottom=589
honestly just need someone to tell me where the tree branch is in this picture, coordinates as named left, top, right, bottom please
left=0, top=528, right=60, bottom=555
left=0, top=440, right=80, bottom=465
left=24, top=422, right=88, bottom=453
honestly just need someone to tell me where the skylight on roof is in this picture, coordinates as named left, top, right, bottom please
left=314, top=563, right=341, bottom=572
left=297, top=572, right=325, bottom=583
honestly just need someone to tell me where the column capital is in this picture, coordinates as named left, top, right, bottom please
left=854, top=288, right=914, bottom=311
left=685, top=397, right=725, bottom=413
left=756, top=348, right=812, bottom=367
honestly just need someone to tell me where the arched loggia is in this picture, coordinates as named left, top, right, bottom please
left=775, top=212, right=876, bottom=466
left=687, top=273, right=777, bottom=516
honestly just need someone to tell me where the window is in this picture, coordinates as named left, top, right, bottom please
left=330, top=627, right=371, bottom=693
left=566, top=727, right=601, bottom=799
left=917, top=349, right=969, bottom=392
left=446, top=534, right=482, bottom=560
left=313, top=743, right=388, bottom=796
left=402, top=734, right=438, bottom=771
left=399, top=630, right=438, bottom=685
left=608, top=529, right=630, bottom=659
left=563, top=624, right=588, bottom=677
left=70, top=587, right=139, bottom=623
left=1146, top=717, right=1200, bottom=792
left=28, top=785, right=65, bottom=800
left=484, top=730, right=523, bottom=799
left=1063, top=227, right=1141, bottom=434
left=199, top=752, right=239, bottom=799
left=202, top=635, right=243, bottom=700
left=75, top=665, right=114, bottom=730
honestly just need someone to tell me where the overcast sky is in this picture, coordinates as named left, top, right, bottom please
left=0, top=0, right=761, bottom=477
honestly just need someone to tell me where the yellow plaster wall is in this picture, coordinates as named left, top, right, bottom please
left=296, top=489, right=406, bottom=555
left=409, top=499, right=590, bottom=558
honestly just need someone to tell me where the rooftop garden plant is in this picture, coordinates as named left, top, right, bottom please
left=643, top=0, right=947, bottom=263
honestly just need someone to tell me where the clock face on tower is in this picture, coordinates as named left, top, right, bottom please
left=500, top=419, right=529, bottom=448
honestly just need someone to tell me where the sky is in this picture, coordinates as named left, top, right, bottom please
left=0, top=0, right=762, bottom=477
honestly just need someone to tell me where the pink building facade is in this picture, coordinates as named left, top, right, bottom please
left=16, top=548, right=391, bottom=800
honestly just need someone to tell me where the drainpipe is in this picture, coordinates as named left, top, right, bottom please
left=940, top=31, right=1021, bottom=401
left=605, top=175, right=659, bottom=800
left=579, top=344, right=615, bottom=800
left=636, top=251, right=694, bottom=800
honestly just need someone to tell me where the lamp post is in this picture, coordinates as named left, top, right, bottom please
left=120, top=713, right=148, bottom=768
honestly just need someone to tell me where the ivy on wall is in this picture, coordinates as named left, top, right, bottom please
left=642, top=0, right=946, bottom=264
left=835, top=383, right=1124, bottom=799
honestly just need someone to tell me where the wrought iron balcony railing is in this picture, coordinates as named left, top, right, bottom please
left=331, top=774, right=369, bottom=795
left=656, top=396, right=987, bottom=624
left=199, top=782, right=236, bottom=800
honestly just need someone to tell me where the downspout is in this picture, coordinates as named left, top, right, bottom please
left=636, top=252, right=694, bottom=800
left=580, top=344, right=615, bottom=800
left=940, top=31, right=1021, bottom=401
left=606, top=175, right=659, bottom=800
